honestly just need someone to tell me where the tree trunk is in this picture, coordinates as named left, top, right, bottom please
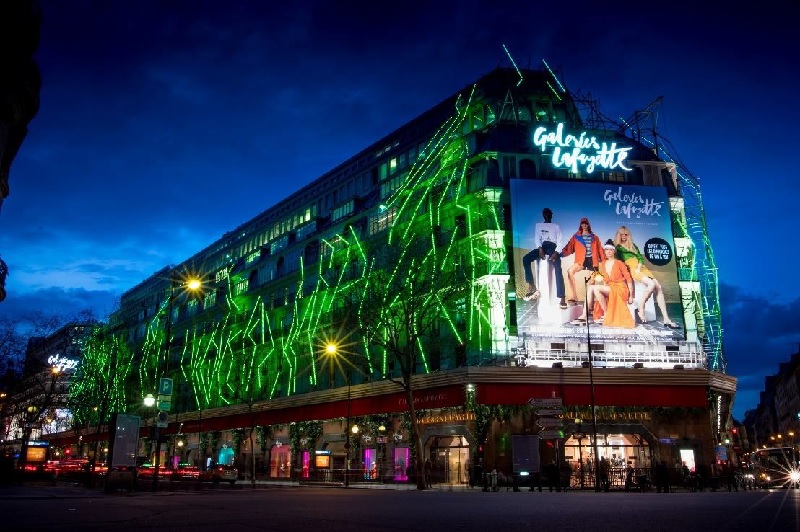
left=405, top=384, right=427, bottom=490
left=249, top=426, right=256, bottom=485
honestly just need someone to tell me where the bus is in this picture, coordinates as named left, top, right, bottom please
left=750, top=447, right=800, bottom=488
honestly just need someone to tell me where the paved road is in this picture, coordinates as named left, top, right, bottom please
left=1, top=482, right=798, bottom=531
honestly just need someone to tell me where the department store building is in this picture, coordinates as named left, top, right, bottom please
left=52, top=66, right=736, bottom=486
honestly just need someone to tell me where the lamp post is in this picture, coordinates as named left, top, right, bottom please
left=143, top=394, right=155, bottom=453
left=584, top=275, right=601, bottom=492
left=378, top=424, right=386, bottom=484
left=345, top=369, right=352, bottom=488
left=150, top=271, right=202, bottom=491
left=324, top=342, right=351, bottom=487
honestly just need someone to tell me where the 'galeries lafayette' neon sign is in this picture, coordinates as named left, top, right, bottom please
left=533, top=123, right=632, bottom=173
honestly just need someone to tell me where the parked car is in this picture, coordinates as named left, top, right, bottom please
left=199, top=464, right=238, bottom=485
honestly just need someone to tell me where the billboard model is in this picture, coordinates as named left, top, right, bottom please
left=510, top=180, right=684, bottom=344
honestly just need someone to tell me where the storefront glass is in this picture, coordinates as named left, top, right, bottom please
left=393, top=447, right=408, bottom=481
left=563, top=432, right=651, bottom=489
left=270, top=445, right=291, bottom=478
left=363, top=448, right=377, bottom=479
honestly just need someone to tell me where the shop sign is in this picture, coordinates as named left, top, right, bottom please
left=538, top=430, right=562, bottom=440
left=565, top=409, right=651, bottom=422
left=528, top=397, right=562, bottom=408
left=536, top=418, right=562, bottom=428
left=532, top=123, right=632, bottom=174
left=418, top=412, right=475, bottom=425
left=537, top=408, right=563, bottom=416
left=398, top=392, right=449, bottom=408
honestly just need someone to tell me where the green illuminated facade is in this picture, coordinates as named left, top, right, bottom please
left=68, top=66, right=734, bottom=484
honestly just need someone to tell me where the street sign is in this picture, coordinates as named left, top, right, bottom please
left=158, top=399, right=171, bottom=412
left=159, top=378, right=174, bottom=396
left=538, top=429, right=562, bottom=440
left=528, top=397, right=562, bottom=408
left=156, top=411, right=168, bottom=428
left=537, top=418, right=563, bottom=428
left=537, top=409, right=563, bottom=416
left=377, top=436, right=388, bottom=444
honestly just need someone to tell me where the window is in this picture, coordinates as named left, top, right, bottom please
left=368, top=206, right=397, bottom=235
left=380, top=173, right=406, bottom=199
left=331, top=200, right=354, bottom=222
left=270, top=235, right=288, bottom=255
left=205, top=291, right=217, bottom=308
left=296, top=220, right=317, bottom=241
left=234, top=279, right=248, bottom=296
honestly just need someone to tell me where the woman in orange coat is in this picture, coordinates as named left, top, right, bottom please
left=592, top=240, right=635, bottom=328
left=571, top=241, right=635, bottom=328
left=560, top=217, right=604, bottom=304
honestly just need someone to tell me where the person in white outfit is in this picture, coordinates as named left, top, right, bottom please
left=521, top=208, right=566, bottom=308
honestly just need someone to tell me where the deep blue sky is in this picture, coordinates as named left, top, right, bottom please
left=1, top=1, right=798, bottom=419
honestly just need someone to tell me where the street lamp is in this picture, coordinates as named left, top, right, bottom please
left=584, top=275, right=601, bottom=492
left=324, top=342, right=353, bottom=487
left=378, top=424, right=386, bottom=484
left=143, top=393, right=156, bottom=488
left=150, top=271, right=202, bottom=491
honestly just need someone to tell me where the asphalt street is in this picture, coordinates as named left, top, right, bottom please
left=0, top=482, right=798, bottom=531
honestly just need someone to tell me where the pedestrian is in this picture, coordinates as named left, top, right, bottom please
left=656, top=460, right=669, bottom=493
left=625, top=462, right=634, bottom=492
left=424, top=458, right=432, bottom=488
left=598, top=457, right=610, bottom=491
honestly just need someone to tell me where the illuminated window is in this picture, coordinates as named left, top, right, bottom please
left=205, top=291, right=216, bottom=308
left=234, top=279, right=247, bottom=296
left=368, top=206, right=397, bottom=235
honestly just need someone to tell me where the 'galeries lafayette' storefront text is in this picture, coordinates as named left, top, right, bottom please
left=418, top=412, right=476, bottom=425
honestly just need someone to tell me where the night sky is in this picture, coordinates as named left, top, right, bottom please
left=2, top=1, right=798, bottom=419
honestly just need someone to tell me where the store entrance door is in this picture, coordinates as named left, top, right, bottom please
left=431, top=436, right=469, bottom=485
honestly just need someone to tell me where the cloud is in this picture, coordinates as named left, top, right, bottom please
left=721, top=282, right=800, bottom=419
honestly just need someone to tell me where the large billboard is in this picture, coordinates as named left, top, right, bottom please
left=510, top=180, right=684, bottom=344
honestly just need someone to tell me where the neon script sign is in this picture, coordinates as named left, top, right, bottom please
left=533, top=123, right=632, bottom=173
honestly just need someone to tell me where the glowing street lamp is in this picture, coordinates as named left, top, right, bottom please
left=323, top=342, right=354, bottom=487
left=144, top=394, right=155, bottom=408
left=150, top=271, right=202, bottom=491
